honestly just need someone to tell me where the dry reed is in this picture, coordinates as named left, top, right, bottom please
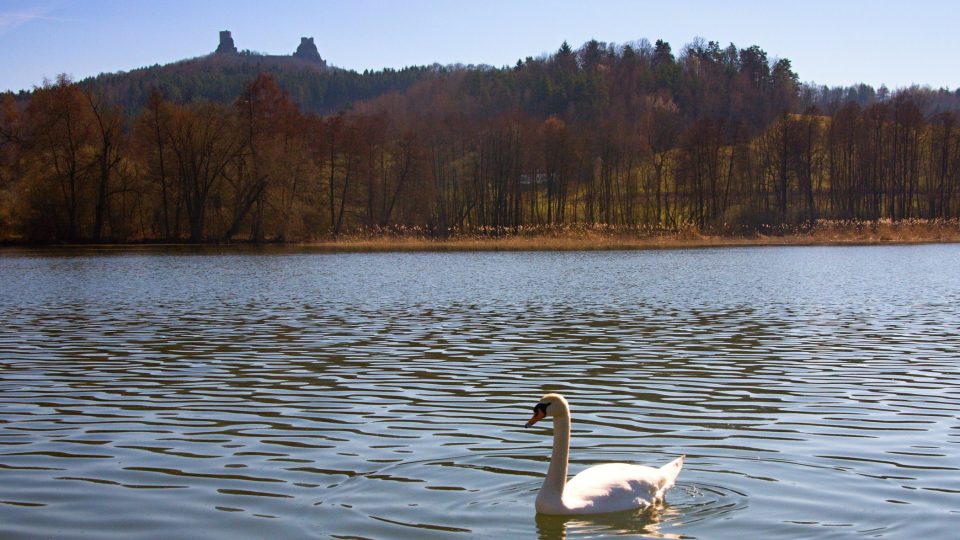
left=303, top=219, right=960, bottom=252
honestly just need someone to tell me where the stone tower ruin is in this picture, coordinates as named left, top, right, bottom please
left=215, top=30, right=237, bottom=54
left=294, top=37, right=324, bottom=64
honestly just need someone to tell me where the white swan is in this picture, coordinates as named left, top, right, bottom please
left=525, top=393, right=684, bottom=515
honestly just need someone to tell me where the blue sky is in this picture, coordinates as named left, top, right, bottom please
left=1, top=0, right=957, bottom=93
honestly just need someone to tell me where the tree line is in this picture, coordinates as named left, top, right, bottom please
left=1, top=38, right=958, bottom=243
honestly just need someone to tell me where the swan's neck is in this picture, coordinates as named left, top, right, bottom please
left=541, top=412, right=570, bottom=502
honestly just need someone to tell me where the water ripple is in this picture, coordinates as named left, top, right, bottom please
left=1, top=246, right=959, bottom=538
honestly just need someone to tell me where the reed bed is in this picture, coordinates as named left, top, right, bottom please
left=303, top=219, right=960, bottom=252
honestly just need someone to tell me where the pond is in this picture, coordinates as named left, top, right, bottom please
left=1, top=245, right=959, bottom=538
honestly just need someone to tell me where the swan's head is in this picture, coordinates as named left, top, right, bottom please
left=525, top=393, right=569, bottom=428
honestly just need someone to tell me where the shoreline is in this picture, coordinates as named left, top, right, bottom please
left=303, top=230, right=960, bottom=252
left=4, top=221, right=960, bottom=253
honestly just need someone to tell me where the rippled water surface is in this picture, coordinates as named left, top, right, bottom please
left=2, top=245, right=959, bottom=539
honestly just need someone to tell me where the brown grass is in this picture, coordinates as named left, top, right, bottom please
left=301, top=220, right=960, bottom=252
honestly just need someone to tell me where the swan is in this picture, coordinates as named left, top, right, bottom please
left=525, top=393, right=684, bottom=515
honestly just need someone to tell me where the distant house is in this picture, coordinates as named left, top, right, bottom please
left=519, top=172, right=554, bottom=187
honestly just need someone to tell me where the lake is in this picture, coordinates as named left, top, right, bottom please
left=1, top=245, right=959, bottom=539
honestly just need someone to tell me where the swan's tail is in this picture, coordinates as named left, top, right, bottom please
left=656, top=455, right=685, bottom=494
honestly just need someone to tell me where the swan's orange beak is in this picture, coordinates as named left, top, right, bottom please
left=525, top=408, right=546, bottom=428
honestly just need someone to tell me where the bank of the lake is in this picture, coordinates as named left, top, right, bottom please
left=2, top=220, right=959, bottom=253
left=304, top=220, right=960, bottom=252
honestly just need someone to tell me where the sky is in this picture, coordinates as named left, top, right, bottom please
left=1, top=0, right=958, bottom=93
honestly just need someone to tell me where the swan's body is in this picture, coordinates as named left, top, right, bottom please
left=526, top=393, right=684, bottom=515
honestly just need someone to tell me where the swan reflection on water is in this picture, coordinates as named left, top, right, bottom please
left=535, top=503, right=683, bottom=540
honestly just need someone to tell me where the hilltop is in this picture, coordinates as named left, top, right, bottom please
left=8, top=30, right=958, bottom=118
left=73, top=30, right=440, bottom=114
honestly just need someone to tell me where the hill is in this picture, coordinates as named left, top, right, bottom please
left=76, top=30, right=442, bottom=114
left=15, top=30, right=960, bottom=119
left=1, top=32, right=959, bottom=244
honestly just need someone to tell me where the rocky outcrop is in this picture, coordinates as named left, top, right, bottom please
left=215, top=30, right=237, bottom=54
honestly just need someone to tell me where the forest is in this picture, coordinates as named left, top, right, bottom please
left=1, top=38, right=959, bottom=243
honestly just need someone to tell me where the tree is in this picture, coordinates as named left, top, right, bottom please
left=223, top=74, right=301, bottom=242
left=771, top=59, right=800, bottom=114
left=928, top=112, right=959, bottom=217
left=643, top=96, right=681, bottom=225
left=652, top=40, right=677, bottom=90
left=22, top=76, right=98, bottom=241
left=166, top=101, right=241, bottom=242
left=0, top=94, right=24, bottom=238
left=540, top=116, right=573, bottom=224
left=133, top=89, right=178, bottom=239
left=86, top=90, right=125, bottom=241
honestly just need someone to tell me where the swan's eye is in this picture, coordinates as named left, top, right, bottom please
left=533, top=402, right=549, bottom=414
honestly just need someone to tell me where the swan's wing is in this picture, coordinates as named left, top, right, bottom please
left=562, top=463, right=665, bottom=514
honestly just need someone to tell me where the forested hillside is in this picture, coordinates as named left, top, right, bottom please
left=76, top=52, right=441, bottom=115
left=1, top=38, right=958, bottom=243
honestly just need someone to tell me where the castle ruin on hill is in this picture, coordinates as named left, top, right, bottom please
left=214, top=30, right=326, bottom=67
left=293, top=37, right=323, bottom=62
left=215, top=30, right=237, bottom=54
